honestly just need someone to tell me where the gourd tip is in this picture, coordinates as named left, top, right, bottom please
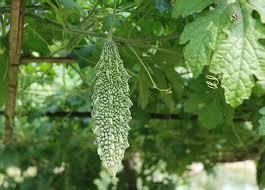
left=112, top=176, right=118, bottom=185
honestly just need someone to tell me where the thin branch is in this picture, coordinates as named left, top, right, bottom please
left=62, top=27, right=180, bottom=45
left=4, top=0, right=25, bottom=145
left=214, top=146, right=261, bottom=163
left=0, top=111, right=187, bottom=120
left=21, top=56, right=76, bottom=64
left=0, top=110, right=246, bottom=122
left=24, top=13, right=180, bottom=44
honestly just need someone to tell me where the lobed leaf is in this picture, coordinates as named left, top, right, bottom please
left=180, top=0, right=232, bottom=77
left=181, top=0, right=265, bottom=107
left=209, top=1, right=265, bottom=106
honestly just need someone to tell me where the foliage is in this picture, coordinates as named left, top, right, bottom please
left=180, top=0, right=265, bottom=107
left=0, top=0, right=265, bottom=189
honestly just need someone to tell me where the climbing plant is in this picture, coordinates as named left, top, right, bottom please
left=0, top=0, right=265, bottom=189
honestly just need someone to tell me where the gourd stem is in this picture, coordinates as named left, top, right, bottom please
left=108, top=0, right=117, bottom=40
left=128, top=45, right=171, bottom=93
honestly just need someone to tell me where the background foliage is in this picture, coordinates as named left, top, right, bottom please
left=1, top=0, right=265, bottom=189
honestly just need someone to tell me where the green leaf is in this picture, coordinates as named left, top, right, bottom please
left=209, top=1, right=265, bottom=107
left=180, top=0, right=232, bottom=77
left=161, top=62, right=183, bottom=100
left=172, top=0, right=214, bottom=18
left=58, top=0, right=77, bottom=9
left=151, top=65, right=176, bottom=110
left=71, top=44, right=97, bottom=68
left=259, top=107, right=265, bottom=135
left=22, top=25, right=50, bottom=55
left=155, top=0, right=172, bottom=13
left=102, top=14, right=122, bottom=33
left=137, top=69, right=151, bottom=109
left=260, top=107, right=265, bottom=115
left=249, top=0, right=265, bottom=23
left=185, top=73, right=234, bottom=128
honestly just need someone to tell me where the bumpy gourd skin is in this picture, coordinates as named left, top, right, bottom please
left=91, top=39, right=132, bottom=177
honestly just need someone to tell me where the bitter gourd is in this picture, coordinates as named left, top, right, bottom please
left=91, top=39, right=132, bottom=178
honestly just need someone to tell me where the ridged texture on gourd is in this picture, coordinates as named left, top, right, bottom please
left=91, top=39, right=132, bottom=177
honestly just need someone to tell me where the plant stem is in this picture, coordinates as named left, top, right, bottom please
left=108, top=0, right=117, bottom=40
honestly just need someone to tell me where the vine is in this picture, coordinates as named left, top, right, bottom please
left=1, top=0, right=265, bottom=188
